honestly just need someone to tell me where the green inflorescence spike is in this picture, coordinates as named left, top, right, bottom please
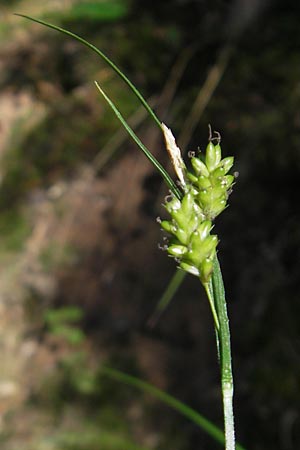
left=160, top=134, right=235, bottom=284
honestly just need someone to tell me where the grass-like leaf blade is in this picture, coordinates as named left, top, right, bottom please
left=94, top=81, right=181, bottom=198
left=14, top=13, right=161, bottom=129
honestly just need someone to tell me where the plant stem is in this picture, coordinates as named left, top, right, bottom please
left=211, top=256, right=235, bottom=450
left=203, top=282, right=220, bottom=332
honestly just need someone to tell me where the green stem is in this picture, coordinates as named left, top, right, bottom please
left=208, top=277, right=220, bottom=361
left=212, top=256, right=235, bottom=450
left=203, top=281, right=220, bottom=332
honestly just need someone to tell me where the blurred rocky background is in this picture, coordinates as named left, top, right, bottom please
left=0, top=0, right=299, bottom=449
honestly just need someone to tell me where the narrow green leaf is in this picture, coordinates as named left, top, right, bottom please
left=94, top=81, right=181, bottom=199
left=15, top=14, right=184, bottom=198
left=101, top=366, right=246, bottom=450
left=14, top=14, right=161, bottom=129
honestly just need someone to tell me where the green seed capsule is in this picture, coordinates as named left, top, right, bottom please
left=165, top=197, right=181, bottom=214
left=200, top=257, right=213, bottom=283
left=198, top=189, right=212, bottom=207
left=168, top=244, right=187, bottom=257
left=193, top=202, right=205, bottom=218
left=160, top=220, right=174, bottom=233
left=205, top=142, right=219, bottom=172
left=206, top=198, right=227, bottom=219
left=224, top=175, right=234, bottom=187
left=180, top=192, right=195, bottom=217
left=172, top=208, right=188, bottom=230
left=212, top=166, right=225, bottom=178
left=189, top=230, right=203, bottom=252
left=186, top=233, right=216, bottom=267
left=186, top=213, right=199, bottom=235
left=187, top=171, right=198, bottom=183
left=197, top=175, right=211, bottom=190
left=210, top=185, right=228, bottom=201
left=191, top=157, right=210, bottom=177
left=213, top=177, right=232, bottom=191
left=197, top=220, right=212, bottom=241
left=214, top=143, right=222, bottom=167
left=179, top=261, right=200, bottom=277
left=197, top=234, right=218, bottom=260
left=218, top=156, right=234, bottom=174
left=175, top=227, right=189, bottom=245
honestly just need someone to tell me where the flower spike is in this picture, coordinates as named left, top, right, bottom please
left=160, top=126, right=234, bottom=284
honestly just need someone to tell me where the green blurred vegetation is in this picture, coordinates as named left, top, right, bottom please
left=0, top=208, right=30, bottom=252
left=55, top=0, right=129, bottom=22
left=44, top=306, right=85, bottom=345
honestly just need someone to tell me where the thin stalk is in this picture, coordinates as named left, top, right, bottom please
left=147, top=268, right=186, bottom=328
left=212, top=256, right=235, bottom=450
left=203, top=282, right=220, bottom=332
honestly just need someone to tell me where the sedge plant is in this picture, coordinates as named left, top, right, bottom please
left=16, top=14, right=240, bottom=450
